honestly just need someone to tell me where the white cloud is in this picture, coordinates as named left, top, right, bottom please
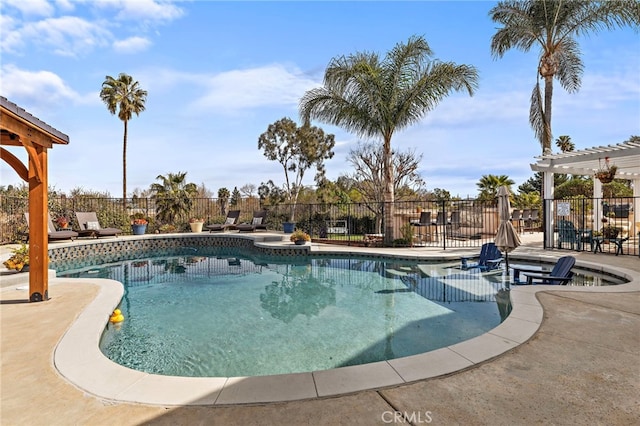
left=3, top=0, right=54, bottom=17
left=0, top=15, right=23, bottom=53
left=0, top=64, right=95, bottom=107
left=20, top=16, right=112, bottom=57
left=91, top=0, right=185, bottom=23
left=54, top=0, right=75, bottom=12
left=191, top=64, right=319, bottom=112
left=1, top=1, right=184, bottom=57
left=113, top=36, right=152, bottom=53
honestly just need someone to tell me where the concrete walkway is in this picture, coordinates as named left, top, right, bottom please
left=1, top=237, right=639, bottom=425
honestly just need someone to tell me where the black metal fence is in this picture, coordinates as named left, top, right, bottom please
left=4, top=194, right=636, bottom=255
left=547, top=196, right=639, bottom=256
left=1, top=196, right=501, bottom=249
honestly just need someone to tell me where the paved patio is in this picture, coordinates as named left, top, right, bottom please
left=1, top=234, right=638, bottom=425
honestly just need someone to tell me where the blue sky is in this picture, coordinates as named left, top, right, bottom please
left=2, top=0, right=639, bottom=198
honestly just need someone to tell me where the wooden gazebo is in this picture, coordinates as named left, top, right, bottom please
left=1, top=96, right=70, bottom=302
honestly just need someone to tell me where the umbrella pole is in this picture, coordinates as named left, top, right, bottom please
left=505, top=252, right=509, bottom=275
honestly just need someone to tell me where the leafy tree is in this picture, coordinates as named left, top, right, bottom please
left=150, top=172, right=197, bottom=224
left=258, top=180, right=286, bottom=208
left=554, top=178, right=593, bottom=199
left=100, top=73, right=147, bottom=203
left=315, top=179, right=352, bottom=205
left=476, top=174, right=515, bottom=201
left=300, top=35, right=478, bottom=243
left=258, top=117, right=335, bottom=221
left=431, top=188, right=452, bottom=202
left=513, top=191, right=541, bottom=209
left=519, top=172, right=569, bottom=194
left=217, top=187, right=230, bottom=216
left=490, top=0, right=637, bottom=155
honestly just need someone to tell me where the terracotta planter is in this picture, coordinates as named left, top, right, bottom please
left=190, top=222, right=204, bottom=233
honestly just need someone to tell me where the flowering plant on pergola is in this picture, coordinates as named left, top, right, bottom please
left=594, top=157, right=617, bottom=184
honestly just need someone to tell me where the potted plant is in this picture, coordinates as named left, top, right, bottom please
left=3, top=244, right=29, bottom=272
left=56, top=215, right=70, bottom=229
left=594, top=157, right=617, bottom=183
left=130, top=213, right=149, bottom=235
left=189, top=218, right=204, bottom=233
left=290, top=230, right=311, bottom=245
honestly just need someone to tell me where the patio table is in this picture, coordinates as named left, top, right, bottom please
left=592, top=237, right=629, bottom=256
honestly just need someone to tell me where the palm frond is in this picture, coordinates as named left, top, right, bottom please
left=529, top=81, right=550, bottom=153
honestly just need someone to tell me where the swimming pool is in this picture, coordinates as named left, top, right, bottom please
left=57, top=247, right=622, bottom=378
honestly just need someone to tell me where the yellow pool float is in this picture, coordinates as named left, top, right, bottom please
left=109, top=309, right=124, bottom=323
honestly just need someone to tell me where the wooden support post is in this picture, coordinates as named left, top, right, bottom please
left=28, top=145, right=49, bottom=302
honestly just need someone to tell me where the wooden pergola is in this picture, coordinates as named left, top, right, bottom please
left=1, top=96, right=70, bottom=302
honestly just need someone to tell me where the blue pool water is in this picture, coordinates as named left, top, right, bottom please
left=57, top=250, right=620, bottom=377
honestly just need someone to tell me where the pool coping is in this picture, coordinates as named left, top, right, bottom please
left=18, top=236, right=639, bottom=406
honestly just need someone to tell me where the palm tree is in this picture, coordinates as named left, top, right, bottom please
left=217, top=187, right=230, bottom=217
left=100, top=73, right=147, bottom=203
left=150, top=172, right=197, bottom=224
left=490, top=0, right=637, bottom=155
left=477, top=174, right=515, bottom=202
left=300, top=35, right=479, bottom=243
left=555, top=135, right=575, bottom=153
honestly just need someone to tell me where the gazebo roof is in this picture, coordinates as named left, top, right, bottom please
left=1, top=96, right=69, bottom=147
left=530, top=140, right=640, bottom=179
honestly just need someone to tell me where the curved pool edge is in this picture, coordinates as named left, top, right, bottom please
left=48, top=239, right=640, bottom=406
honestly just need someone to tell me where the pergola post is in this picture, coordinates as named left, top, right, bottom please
left=633, top=178, right=640, bottom=237
left=593, top=178, right=603, bottom=227
left=28, top=145, right=49, bottom=302
left=543, top=171, right=555, bottom=249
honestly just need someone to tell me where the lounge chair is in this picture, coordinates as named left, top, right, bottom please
left=205, top=210, right=240, bottom=232
left=557, top=219, right=592, bottom=250
left=460, top=242, right=503, bottom=271
left=24, top=213, right=78, bottom=241
left=520, top=256, right=576, bottom=285
left=236, top=210, right=268, bottom=232
left=75, top=212, right=122, bottom=238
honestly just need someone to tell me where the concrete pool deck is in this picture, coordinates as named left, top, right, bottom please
left=1, top=233, right=639, bottom=424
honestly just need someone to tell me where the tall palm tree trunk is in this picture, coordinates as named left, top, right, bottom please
left=543, top=75, right=554, bottom=155
left=122, top=120, right=128, bottom=208
left=383, top=138, right=394, bottom=244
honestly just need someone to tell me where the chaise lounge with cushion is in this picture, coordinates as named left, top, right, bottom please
left=75, top=212, right=122, bottom=238
left=205, top=210, right=241, bottom=232
left=236, top=210, right=268, bottom=232
left=24, top=213, right=78, bottom=242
